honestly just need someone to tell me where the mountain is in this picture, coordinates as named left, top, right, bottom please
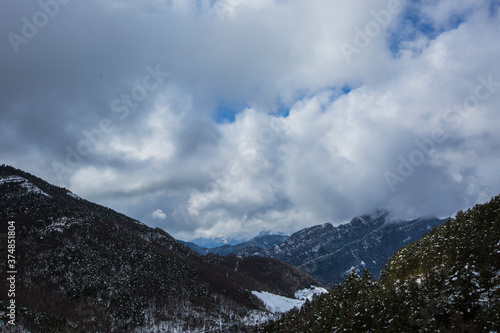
left=181, top=234, right=289, bottom=256
left=178, top=239, right=210, bottom=255
left=258, top=195, right=500, bottom=332
left=257, top=210, right=446, bottom=287
left=212, top=235, right=290, bottom=257
left=0, top=165, right=320, bottom=332
left=189, top=236, right=244, bottom=248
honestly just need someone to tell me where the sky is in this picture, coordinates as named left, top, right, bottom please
left=1, top=0, right=500, bottom=241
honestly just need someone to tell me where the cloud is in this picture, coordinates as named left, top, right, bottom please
left=1, top=0, right=499, bottom=240
left=151, top=209, right=167, bottom=220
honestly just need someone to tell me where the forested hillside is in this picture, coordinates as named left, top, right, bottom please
left=258, top=195, right=500, bottom=332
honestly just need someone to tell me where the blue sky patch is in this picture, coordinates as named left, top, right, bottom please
left=388, top=2, right=467, bottom=56
left=214, top=103, right=239, bottom=123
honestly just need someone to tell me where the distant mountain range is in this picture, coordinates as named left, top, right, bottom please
left=0, top=165, right=319, bottom=332
left=180, top=234, right=289, bottom=256
left=181, top=209, right=446, bottom=288
left=189, top=236, right=244, bottom=248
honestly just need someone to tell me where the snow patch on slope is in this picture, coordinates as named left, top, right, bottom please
left=252, top=286, right=327, bottom=314
left=252, top=291, right=304, bottom=313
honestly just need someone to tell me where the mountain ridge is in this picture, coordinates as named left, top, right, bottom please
left=254, top=210, right=446, bottom=287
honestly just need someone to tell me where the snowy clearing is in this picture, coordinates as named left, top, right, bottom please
left=253, top=286, right=328, bottom=314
